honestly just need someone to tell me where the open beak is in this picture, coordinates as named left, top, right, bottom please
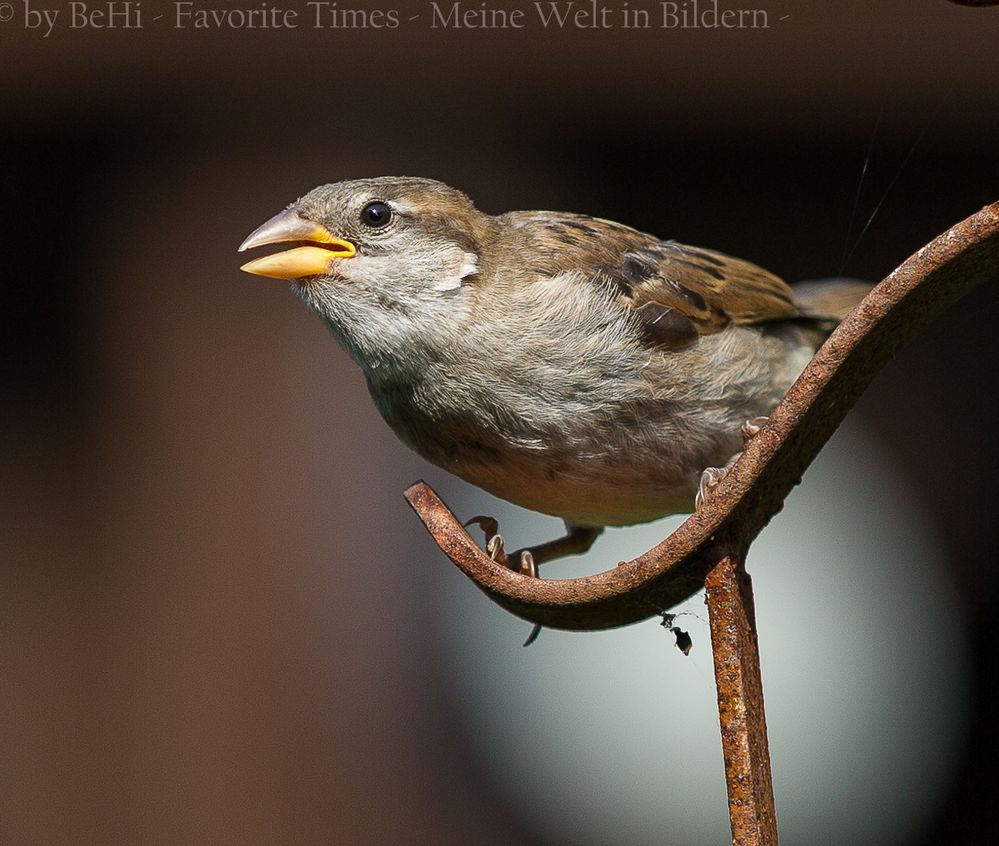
left=238, top=208, right=356, bottom=279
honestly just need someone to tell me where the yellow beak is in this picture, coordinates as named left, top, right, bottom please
left=238, top=208, right=356, bottom=279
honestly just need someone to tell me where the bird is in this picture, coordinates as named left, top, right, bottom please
left=239, top=176, right=869, bottom=574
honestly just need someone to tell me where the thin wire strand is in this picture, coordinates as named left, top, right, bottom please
left=839, top=94, right=888, bottom=277
left=841, top=83, right=953, bottom=274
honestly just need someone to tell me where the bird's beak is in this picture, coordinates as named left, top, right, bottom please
left=238, top=208, right=356, bottom=279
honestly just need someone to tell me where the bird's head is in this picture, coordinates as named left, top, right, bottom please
left=239, top=176, right=494, bottom=371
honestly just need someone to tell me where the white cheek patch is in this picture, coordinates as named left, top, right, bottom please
left=433, top=251, right=478, bottom=291
left=389, top=199, right=418, bottom=216
left=458, top=252, right=479, bottom=279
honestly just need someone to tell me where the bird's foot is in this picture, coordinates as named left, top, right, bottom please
left=465, top=516, right=603, bottom=646
left=741, top=416, right=769, bottom=444
left=465, top=516, right=537, bottom=575
left=465, top=515, right=542, bottom=647
left=695, top=453, right=741, bottom=510
left=695, top=417, right=770, bottom=510
left=464, top=518, right=603, bottom=647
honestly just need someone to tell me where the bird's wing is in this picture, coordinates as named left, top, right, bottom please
left=503, top=212, right=801, bottom=350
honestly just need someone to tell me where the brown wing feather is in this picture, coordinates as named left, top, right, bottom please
left=502, top=212, right=800, bottom=344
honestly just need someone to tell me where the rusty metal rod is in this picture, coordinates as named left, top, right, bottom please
left=404, top=199, right=999, bottom=846
left=405, top=199, right=999, bottom=631
left=705, top=550, right=778, bottom=846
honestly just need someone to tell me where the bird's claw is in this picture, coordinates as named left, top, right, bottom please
left=696, top=418, right=769, bottom=509
left=741, top=416, right=769, bottom=444
left=517, top=549, right=537, bottom=578
left=695, top=453, right=741, bottom=510
left=695, top=467, right=724, bottom=510
left=487, top=533, right=513, bottom=570
left=466, top=515, right=536, bottom=574
left=465, top=514, right=499, bottom=539
left=465, top=515, right=544, bottom=645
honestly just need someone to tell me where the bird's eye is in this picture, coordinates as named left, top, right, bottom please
left=360, top=201, right=392, bottom=228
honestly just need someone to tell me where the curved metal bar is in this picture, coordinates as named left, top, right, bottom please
left=406, top=201, right=999, bottom=631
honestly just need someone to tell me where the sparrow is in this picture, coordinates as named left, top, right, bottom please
left=239, top=177, right=869, bottom=571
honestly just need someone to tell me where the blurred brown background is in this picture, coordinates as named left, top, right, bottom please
left=2, top=1, right=998, bottom=843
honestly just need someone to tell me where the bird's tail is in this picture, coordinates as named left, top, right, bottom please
left=792, top=278, right=873, bottom=324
